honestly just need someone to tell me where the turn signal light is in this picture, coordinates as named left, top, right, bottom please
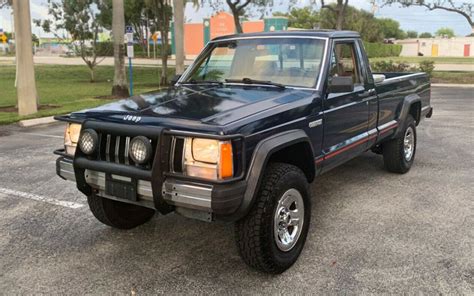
left=219, top=142, right=233, bottom=179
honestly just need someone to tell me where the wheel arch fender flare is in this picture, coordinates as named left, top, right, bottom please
left=232, top=129, right=315, bottom=221
left=396, top=93, right=421, bottom=136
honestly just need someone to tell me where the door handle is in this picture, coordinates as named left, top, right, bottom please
left=358, top=88, right=376, bottom=99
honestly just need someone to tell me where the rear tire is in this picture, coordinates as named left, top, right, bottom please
left=235, top=163, right=311, bottom=274
left=382, top=115, right=417, bottom=174
left=87, top=195, right=155, bottom=229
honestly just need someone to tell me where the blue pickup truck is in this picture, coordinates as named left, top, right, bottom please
left=55, top=30, right=432, bottom=273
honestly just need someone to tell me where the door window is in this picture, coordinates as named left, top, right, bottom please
left=330, top=42, right=361, bottom=85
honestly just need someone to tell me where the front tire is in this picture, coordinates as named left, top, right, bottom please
left=382, top=115, right=417, bottom=174
left=235, top=163, right=311, bottom=274
left=87, top=195, right=155, bottom=229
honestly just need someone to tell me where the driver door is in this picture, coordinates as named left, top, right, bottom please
left=321, top=40, right=370, bottom=172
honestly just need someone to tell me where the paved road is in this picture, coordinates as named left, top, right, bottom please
left=0, top=86, right=472, bottom=294
left=0, top=56, right=473, bottom=71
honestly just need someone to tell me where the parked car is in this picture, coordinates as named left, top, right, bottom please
left=54, top=30, right=433, bottom=274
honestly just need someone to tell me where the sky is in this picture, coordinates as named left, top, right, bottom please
left=0, top=0, right=472, bottom=37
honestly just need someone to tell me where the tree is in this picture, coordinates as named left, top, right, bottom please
left=36, top=0, right=107, bottom=82
left=316, top=5, right=384, bottom=41
left=338, top=6, right=383, bottom=41
left=0, top=0, right=11, bottom=8
left=173, top=0, right=185, bottom=75
left=406, top=30, right=418, bottom=38
left=147, top=0, right=173, bottom=85
left=12, top=0, right=38, bottom=116
left=225, top=0, right=252, bottom=33
left=419, top=32, right=433, bottom=38
left=320, top=0, right=349, bottom=30
left=436, top=27, right=455, bottom=37
left=381, top=0, right=473, bottom=34
left=204, top=0, right=276, bottom=33
left=111, top=0, right=129, bottom=97
left=32, top=34, right=40, bottom=46
left=273, top=7, right=319, bottom=29
left=98, top=0, right=154, bottom=53
left=376, top=18, right=406, bottom=39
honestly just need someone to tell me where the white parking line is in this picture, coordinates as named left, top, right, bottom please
left=0, top=187, right=84, bottom=209
left=19, top=132, right=64, bottom=139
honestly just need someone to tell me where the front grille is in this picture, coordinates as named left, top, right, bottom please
left=99, top=133, right=156, bottom=168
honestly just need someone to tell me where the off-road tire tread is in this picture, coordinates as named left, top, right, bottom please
left=87, top=195, right=155, bottom=229
left=235, top=162, right=309, bottom=274
left=383, top=115, right=416, bottom=174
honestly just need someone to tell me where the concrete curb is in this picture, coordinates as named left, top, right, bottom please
left=432, top=83, right=474, bottom=88
left=18, top=116, right=56, bottom=127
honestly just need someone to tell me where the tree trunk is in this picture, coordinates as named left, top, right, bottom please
left=335, top=0, right=344, bottom=30
left=336, top=9, right=344, bottom=30
left=173, top=0, right=185, bottom=75
left=12, top=0, right=38, bottom=116
left=230, top=8, right=243, bottom=33
left=89, top=66, right=95, bottom=83
left=160, top=31, right=169, bottom=85
left=112, top=0, right=129, bottom=97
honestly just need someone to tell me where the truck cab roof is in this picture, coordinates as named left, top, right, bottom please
left=211, top=30, right=361, bottom=42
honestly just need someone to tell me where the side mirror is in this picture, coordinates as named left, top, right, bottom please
left=328, top=76, right=354, bottom=93
left=170, top=74, right=182, bottom=85
left=373, top=74, right=386, bottom=84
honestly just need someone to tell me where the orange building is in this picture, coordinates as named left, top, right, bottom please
left=172, top=12, right=288, bottom=58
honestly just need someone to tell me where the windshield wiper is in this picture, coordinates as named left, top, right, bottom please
left=183, top=79, right=223, bottom=85
left=225, top=78, right=286, bottom=89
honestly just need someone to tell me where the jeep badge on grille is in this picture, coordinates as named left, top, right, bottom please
left=123, top=115, right=141, bottom=123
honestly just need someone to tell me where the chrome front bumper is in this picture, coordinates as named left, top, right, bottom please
left=57, top=157, right=214, bottom=213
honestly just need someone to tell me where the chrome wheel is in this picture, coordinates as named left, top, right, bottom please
left=403, top=126, right=415, bottom=161
left=273, top=188, right=305, bottom=252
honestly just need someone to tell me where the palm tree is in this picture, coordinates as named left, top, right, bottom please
left=112, top=0, right=129, bottom=97
left=12, top=0, right=38, bottom=115
left=173, top=0, right=185, bottom=75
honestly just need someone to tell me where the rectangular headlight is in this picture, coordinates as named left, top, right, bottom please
left=183, top=137, right=233, bottom=180
left=64, top=123, right=81, bottom=156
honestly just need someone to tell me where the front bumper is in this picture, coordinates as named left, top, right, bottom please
left=56, top=156, right=247, bottom=221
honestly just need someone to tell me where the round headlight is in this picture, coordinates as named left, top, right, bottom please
left=129, top=136, right=152, bottom=164
left=79, top=129, right=98, bottom=155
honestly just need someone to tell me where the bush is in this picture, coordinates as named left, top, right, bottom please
left=96, top=42, right=114, bottom=57
left=363, top=42, right=402, bottom=58
left=419, top=60, right=435, bottom=76
left=370, top=60, right=410, bottom=72
left=370, top=59, right=435, bottom=77
left=94, top=42, right=171, bottom=58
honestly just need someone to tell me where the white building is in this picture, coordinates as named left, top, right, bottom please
left=396, top=37, right=474, bottom=57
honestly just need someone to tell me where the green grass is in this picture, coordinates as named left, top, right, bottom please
left=0, top=65, right=174, bottom=125
left=431, top=71, right=474, bottom=84
left=369, top=56, right=474, bottom=64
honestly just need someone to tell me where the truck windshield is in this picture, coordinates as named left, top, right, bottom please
left=182, top=37, right=326, bottom=88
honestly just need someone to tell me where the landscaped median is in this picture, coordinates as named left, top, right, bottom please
left=0, top=65, right=174, bottom=125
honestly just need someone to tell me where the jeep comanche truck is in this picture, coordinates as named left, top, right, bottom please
left=54, top=30, right=432, bottom=274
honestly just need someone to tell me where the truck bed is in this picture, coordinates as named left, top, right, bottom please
left=373, top=72, right=431, bottom=129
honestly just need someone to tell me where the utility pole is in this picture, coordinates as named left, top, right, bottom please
left=12, top=0, right=37, bottom=115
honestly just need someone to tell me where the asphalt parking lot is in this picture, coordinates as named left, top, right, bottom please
left=0, top=86, right=472, bottom=294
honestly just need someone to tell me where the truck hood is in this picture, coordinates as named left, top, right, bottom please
left=71, top=84, right=312, bottom=126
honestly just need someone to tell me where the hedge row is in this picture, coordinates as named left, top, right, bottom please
left=95, top=42, right=171, bottom=58
left=363, top=42, right=402, bottom=58
left=94, top=41, right=401, bottom=59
